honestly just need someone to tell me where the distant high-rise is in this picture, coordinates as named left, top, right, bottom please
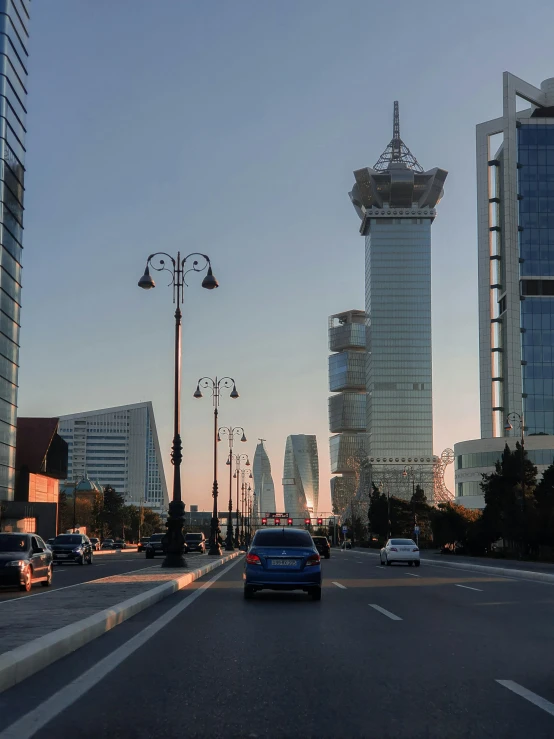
left=328, top=310, right=366, bottom=515
left=57, top=402, right=169, bottom=515
left=283, top=435, right=319, bottom=519
left=349, top=101, right=447, bottom=482
left=0, top=0, right=30, bottom=500
left=252, top=439, right=276, bottom=516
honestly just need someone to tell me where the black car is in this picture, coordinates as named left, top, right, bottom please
left=185, top=532, right=206, bottom=553
left=113, top=539, right=127, bottom=549
left=51, top=534, right=93, bottom=565
left=137, top=537, right=150, bottom=552
left=145, top=533, right=166, bottom=558
left=312, top=535, right=331, bottom=559
left=101, top=539, right=114, bottom=550
left=0, top=532, right=53, bottom=592
left=89, top=537, right=101, bottom=551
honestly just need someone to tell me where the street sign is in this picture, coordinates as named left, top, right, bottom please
left=267, top=512, right=289, bottom=518
left=414, top=526, right=420, bottom=535
left=342, top=526, right=348, bottom=533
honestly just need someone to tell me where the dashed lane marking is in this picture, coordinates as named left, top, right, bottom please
left=455, top=584, right=483, bottom=592
left=496, top=680, right=554, bottom=717
left=332, top=582, right=347, bottom=589
left=368, top=603, right=402, bottom=621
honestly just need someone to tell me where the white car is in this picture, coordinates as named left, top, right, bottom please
left=380, top=538, right=420, bottom=567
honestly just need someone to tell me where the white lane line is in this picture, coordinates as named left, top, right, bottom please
left=455, top=584, right=483, bottom=592
left=0, top=565, right=159, bottom=605
left=0, top=558, right=240, bottom=739
left=369, top=604, right=402, bottom=621
left=332, top=582, right=347, bottom=589
left=408, top=573, right=421, bottom=578
left=496, top=680, right=554, bottom=717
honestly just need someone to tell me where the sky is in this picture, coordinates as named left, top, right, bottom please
left=17, top=0, right=554, bottom=512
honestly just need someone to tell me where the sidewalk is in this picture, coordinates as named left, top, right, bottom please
left=0, top=551, right=241, bottom=693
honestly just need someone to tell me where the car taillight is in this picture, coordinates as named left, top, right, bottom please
left=413, top=547, right=419, bottom=552
left=390, top=547, right=398, bottom=552
left=306, top=553, right=320, bottom=567
left=246, top=553, right=261, bottom=565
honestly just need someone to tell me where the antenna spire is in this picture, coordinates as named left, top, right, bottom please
left=373, top=101, right=423, bottom=173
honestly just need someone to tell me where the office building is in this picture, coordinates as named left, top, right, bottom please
left=328, top=310, right=366, bottom=515
left=0, top=0, right=30, bottom=500
left=252, top=439, right=276, bottom=516
left=348, top=101, right=447, bottom=491
left=282, top=434, right=319, bottom=519
left=455, top=72, right=554, bottom=509
left=57, top=402, right=169, bottom=515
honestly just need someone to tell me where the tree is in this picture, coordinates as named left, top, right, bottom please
left=532, top=461, right=554, bottom=549
left=102, top=486, right=126, bottom=539
left=481, top=443, right=537, bottom=553
left=431, top=503, right=481, bottom=552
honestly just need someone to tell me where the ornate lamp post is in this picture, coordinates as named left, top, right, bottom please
left=403, top=465, right=417, bottom=543
left=194, top=378, right=239, bottom=555
left=230, top=452, right=250, bottom=547
left=138, top=251, right=218, bottom=568
left=505, top=412, right=526, bottom=517
left=219, top=429, right=247, bottom=550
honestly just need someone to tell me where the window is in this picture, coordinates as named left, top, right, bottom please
left=252, top=530, right=313, bottom=547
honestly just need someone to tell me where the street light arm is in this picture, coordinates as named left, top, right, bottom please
left=181, top=253, right=211, bottom=287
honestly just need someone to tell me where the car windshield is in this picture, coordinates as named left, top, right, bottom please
left=312, top=537, right=327, bottom=543
left=0, top=534, right=27, bottom=552
left=90, top=538, right=99, bottom=542
left=150, top=534, right=164, bottom=542
left=390, top=539, right=416, bottom=546
left=54, top=535, right=82, bottom=544
left=185, top=534, right=203, bottom=540
left=252, top=530, right=313, bottom=547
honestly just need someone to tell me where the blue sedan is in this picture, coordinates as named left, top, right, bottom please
left=244, top=527, right=322, bottom=600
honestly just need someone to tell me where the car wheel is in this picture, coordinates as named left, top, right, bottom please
left=408, top=561, right=413, bottom=567
left=42, top=565, right=53, bottom=587
left=386, top=556, right=391, bottom=566
left=310, top=587, right=322, bottom=601
left=415, top=561, right=421, bottom=568
left=20, top=566, right=32, bottom=592
left=78, top=555, right=84, bottom=566
left=325, top=553, right=330, bottom=559
left=88, top=553, right=93, bottom=565
left=244, top=586, right=254, bottom=600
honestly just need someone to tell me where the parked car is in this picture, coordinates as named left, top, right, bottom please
left=101, top=539, right=114, bottom=550
left=244, top=528, right=322, bottom=600
left=380, top=538, right=420, bottom=567
left=137, top=537, right=150, bottom=552
left=113, top=539, right=127, bottom=550
left=185, top=532, right=206, bottom=553
left=0, top=532, right=53, bottom=592
left=89, top=538, right=101, bottom=551
left=51, top=534, right=93, bottom=565
left=312, top=535, right=331, bottom=559
left=47, top=538, right=55, bottom=550
left=145, top=533, right=166, bottom=558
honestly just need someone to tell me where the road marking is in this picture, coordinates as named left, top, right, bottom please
left=0, top=565, right=158, bottom=605
left=496, top=680, right=554, bottom=717
left=332, top=582, right=347, bottom=589
left=369, top=604, right=402, bottom=621
left=0, top=558, right=240, bottom=739
left=455, top=584, right=483, bottom=592
left=408, top=573, right=421, bottom=578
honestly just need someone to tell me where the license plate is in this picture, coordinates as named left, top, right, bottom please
left=56, top=554, right=68, bottom=558
left=400, top=547, right=410, bottom=551
left=272, top=559, right=297, bottom=566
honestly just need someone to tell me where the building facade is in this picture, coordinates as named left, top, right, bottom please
left=282, top=434, right=319, bottom=519
left=252, top=439, right=276, bottom=516
left=455, top=73, right=554, bottom=509
left=349, top=102, right=447, bottom=485
left=0, top=0, right=30, bottom=500
left=328, top=310, right=366, bottom=515
left=58, top=402, right=169, bottom=515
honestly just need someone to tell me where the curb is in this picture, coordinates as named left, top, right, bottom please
left=0, top=552, right=241, bottom=694
left=351, top=549, right=554, bottom=584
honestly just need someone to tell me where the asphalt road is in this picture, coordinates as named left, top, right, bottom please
left=2, top=549, right=554, bottom=738
left=0, top=550, right=166, bottom=602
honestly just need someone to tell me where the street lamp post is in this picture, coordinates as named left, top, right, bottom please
left=229, top=452, right=250, bottom=547
left=219, top=429, right=248, bottom=550
left=403, top=466, right=417, bottom=544
left=194, top=378, right=240, bottom=555
left=138, top=251, right=218, bottom=568
left=505, top=412, right=526, bottom=548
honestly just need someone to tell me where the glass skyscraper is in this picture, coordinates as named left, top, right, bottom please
left=0, top=0, right=29, bottom=500
left=349, top=102, right=447, bottom=479
left=282, top=435, right=319, bottom=520
left=252, top=439, right=276, bottom=517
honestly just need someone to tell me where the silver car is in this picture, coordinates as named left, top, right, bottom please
left=380, top=538, right=420, bottom=567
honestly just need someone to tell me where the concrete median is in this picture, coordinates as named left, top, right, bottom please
left=0, top=552, right=241, bottom=693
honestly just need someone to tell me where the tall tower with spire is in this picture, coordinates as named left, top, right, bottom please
left=349, top=103, right=447, bottom=489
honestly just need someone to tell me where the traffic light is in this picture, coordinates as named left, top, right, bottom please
left=261, top=518, right=267, bottom=526
left=274, top=517, right=281, bottom=525
left=304, top=518, right=311, bottom=526
left=317, top=517, right=323, bottom=526
left=287, top=518, right=293, bottom=526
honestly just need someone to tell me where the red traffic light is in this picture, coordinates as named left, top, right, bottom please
left=261, top=518, right=267, bottom=525
left=287, top=518, right=293, bottom=526
left=274, top=517, right=281, bottom=525
left=317, top=518, right=323, bottom=526
left=304, top=518, right=311, bottom=525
